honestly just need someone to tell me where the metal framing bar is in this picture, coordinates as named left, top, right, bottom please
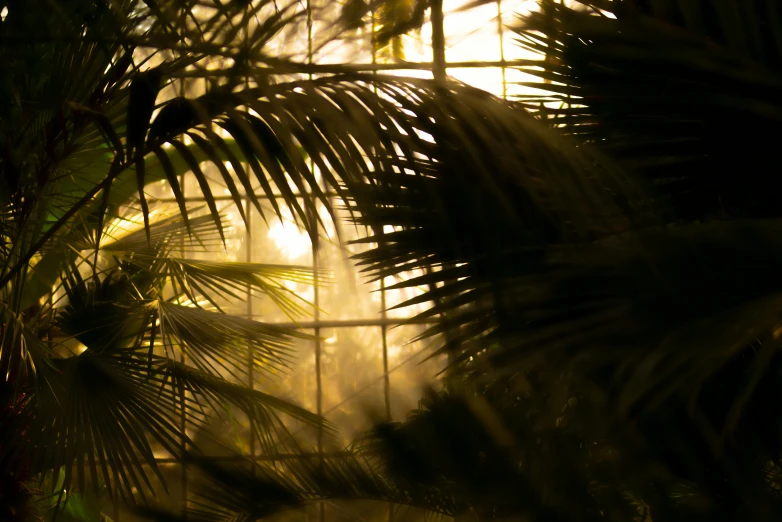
left=145, top=4, right=509, bottom=520
left=498, top=0, right=508, bottom=99
left=431, top=0, right=447, bottom=82
left=179, top=173, right=188, bottom=520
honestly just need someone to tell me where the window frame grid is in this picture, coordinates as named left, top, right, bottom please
left=131, top=3, right=518, bottom=520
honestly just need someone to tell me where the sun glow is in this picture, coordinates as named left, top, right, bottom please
left=268, top=209, right=311, bottom=260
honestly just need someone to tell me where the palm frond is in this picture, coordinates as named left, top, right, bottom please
left=159, top=259, right=320, bottom=317
left=20, top=342, right=330, bottom=503
left=158, top=359, right=331, bottom=454
left=134, top=387, right=620, bottom=522
left=27, top=351, right=186, bottom=505
left=156, top=302, right=310, bottom=379
left=512, top=0, right=782, bottom=221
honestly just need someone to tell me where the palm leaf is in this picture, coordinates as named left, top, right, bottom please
left=156, top=301, right=311, bottom=380
left=512, top=0, right=782, bottom=221
left=158, top=259, right=320, bottom=318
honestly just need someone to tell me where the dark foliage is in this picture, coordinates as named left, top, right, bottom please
left=168, top=2, right=782, bottom=521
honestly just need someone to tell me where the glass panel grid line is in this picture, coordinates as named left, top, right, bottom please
left=139, top=3, right=515, bottom=519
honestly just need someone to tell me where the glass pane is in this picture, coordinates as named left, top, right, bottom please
left=324, top=3, right=433, bottom=65
left=505, top=66, right=553, bottom=100
left=260, top=497, right=310, bottom=522
left=148, top=397, right=181, bottom=461
left=376, top=27, right=433, bottom=64
left=448, top=66, right=506, bottom=97
left=187, top=462, right=254, bottom=519
left=389, top=504, right=436, bottom=522
left=321, top=327, right=385, bottom=448
left=191, top=407, right=252, bottom=456
left=384, top=270, right=432, bottom=319
left=254, top=330, right=320, bottom=452
left=250, top=200, right=313, bottom=264
left=311, top=1, right=356, bottom=63
left=444, top=0, right=502, bottom=63
left=249, top=201, right=316, bottom=324
left=144, top=178, right=174, bottom=200
left=182, top=161, right=262, bottom=199
left=405, top=23, right=435, bottom=63
left=315, top=30, right=373, bottom=65
left=386, top=324, right=445, bottom=422
left=318, top=207, right=383, bottom=321
left=258, top=0, right=309, bottom=61
left=325, top=499, right=392, bottom=522
left=180, top=151, right=317, bottom=201
left=501, top=5, right=544, bottom=62
left=120, top=464, right=184, bottom=521
left=183, top=201, right=247, bottom=261
left=384, top=68, right=434, bottom=80
left=181, top=202, right=249, bottom=315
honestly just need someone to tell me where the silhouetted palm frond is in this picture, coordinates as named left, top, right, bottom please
left=513, top=0, right=782, bottom=221
left=2, top=0, right=622, bottom=518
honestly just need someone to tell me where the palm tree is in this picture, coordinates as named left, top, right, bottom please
left=353, top=2, right=782, bottom=520
left=0, top=0, right=581, bottom=519
left=146, top=1, right=782, bottom=521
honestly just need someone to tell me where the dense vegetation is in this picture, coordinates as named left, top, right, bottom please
left=4, top=1, right=782, bottom=521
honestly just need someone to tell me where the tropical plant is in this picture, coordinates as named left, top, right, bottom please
left=356, top=1, right=782, bottom=520
left=143, top=1, right=782, bottom=521
left=0, top=0, right=597, bottom=519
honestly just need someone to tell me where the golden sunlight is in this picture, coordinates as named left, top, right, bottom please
left=268, top=208, right=311, bottom=260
